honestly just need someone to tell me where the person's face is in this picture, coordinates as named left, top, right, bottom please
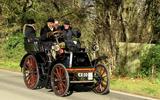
left=47, top=22, right=54, bottom=28
left=64, top=24, right=70, bottom=30
left=54, top=21, right=59, bottom=28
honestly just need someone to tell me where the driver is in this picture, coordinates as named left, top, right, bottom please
left=40, top=17, right=56, bottom=41
left=40, top=18, right=63, bottom=60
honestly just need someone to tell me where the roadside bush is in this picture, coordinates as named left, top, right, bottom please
left=3, top=33, right=25, bottom=61
left=140, top=45, right=160, bottom=77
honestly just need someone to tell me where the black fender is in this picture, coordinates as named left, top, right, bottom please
left=91, top=55, right=108, bottom=66
left=20, top=52, right=46, bottom=68
left=20, top=53, right=31, bottom=68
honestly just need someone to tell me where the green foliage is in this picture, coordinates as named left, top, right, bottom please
left=3, top=33, right=25, bottom=61
left=140, top=45, right=160, bottom=77
left=0, top=0, right=91, bottom=37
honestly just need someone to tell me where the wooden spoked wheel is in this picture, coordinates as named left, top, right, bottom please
left=93, top=64, right=110, bottom=94
left=23, top=55, right=40, bottom=89
left=51, top=63, right=69, bottom=97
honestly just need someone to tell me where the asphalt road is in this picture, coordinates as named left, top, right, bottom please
left=0, top=69, right=158, bottom=100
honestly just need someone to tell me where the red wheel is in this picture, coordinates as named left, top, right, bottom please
left=51, top=63, right=69, bottom=97
left=93, top=64, right=110, bottom=94
left=23, top=55, right=40, bottom=89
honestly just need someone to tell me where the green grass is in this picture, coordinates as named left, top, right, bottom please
left=0, top=60, right=21, bottom=71
left=110, top=77, right=160, bottom=99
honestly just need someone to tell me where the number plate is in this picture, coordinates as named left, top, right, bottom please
left=78, top=72, right=93, bottom=80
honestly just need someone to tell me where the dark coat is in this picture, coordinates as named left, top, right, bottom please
left=62, top=27, right=81, bottom=51
left=63, top=29, right=80, bottom=41
left=23, top=24, right=36, bottom=38
left=61, top=26, right=81, bottom=41
left=40, top=25, right=55, bottom=41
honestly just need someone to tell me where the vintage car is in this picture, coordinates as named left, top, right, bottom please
left=20, top=31, right=110, bottom=97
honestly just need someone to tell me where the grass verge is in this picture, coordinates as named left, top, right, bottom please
left=0, top=60, right=21, bottom=72
left=110, top=76, right=160, bottom=99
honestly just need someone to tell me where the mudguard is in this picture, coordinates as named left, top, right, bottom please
left=20, top=53, right=46, bottom=68
left=20, top=53, right=31, bottom=68
left=91, top=55, right=108, bottom=66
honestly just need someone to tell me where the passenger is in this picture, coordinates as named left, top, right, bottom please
left=40, top=17, right=55, bottom=41
left=23, top=19, right=38, bottom=52
left=23, top=19, right=36, bottom=42
left=61, top=20, right=81, bottom=51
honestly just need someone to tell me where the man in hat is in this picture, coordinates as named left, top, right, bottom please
left=61, top=20, right=81, bottom=51
left=40, top=17, right=56, bottom=41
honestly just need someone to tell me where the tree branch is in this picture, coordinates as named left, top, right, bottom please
left=52, top=0, right=60, bottom=12
left=23, top=0, right=33, bottom=12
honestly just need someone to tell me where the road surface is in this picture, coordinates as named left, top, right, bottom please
left=0, top=69, right=158, bottom=100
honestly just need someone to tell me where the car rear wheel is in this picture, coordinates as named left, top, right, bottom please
left=23, top=55, right=42, bottom=89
